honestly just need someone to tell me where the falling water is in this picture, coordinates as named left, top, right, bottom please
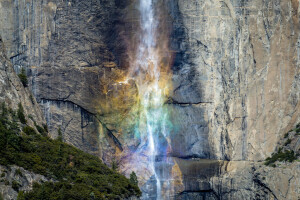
left=130, top=0, right=170, bottom=199
left=138, top=0, right=161, bottom=198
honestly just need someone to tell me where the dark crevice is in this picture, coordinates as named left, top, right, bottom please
left=39, top=98, right=95, bottom=114
left=63, top=118, right=73, bottom=133
left=165, top=97, right=213, bottom=106
left=177, top=189, right=219, bottom=199
left=97, top=119, right=123, bottom=152
left=38, top=98, right=123, bottom=152
left=253, top=171, right=278, bottom=200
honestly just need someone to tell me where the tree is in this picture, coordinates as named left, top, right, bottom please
left=90, top=192, right=95, bottom=200
left=111, top=159, right=119, bottom=172
left=130, top=171, right=138, bottom=186
left=57, top=127, right=63, bottom=142
left=1, top=102, right=8, bottom=117
left=17, top=103, right=26, bottom=124
left=18, top=68, right=28, bottom=87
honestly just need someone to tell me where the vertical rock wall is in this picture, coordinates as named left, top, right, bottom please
left=0, top=0, right=138, bottom=159
left=167, top=0, right=300, bottom=161
left=0, top=34, right=45, bottom=127
left=0, top=0, right=299, bottom=199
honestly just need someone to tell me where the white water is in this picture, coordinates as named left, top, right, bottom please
left=135, top=0, right=165, bottom=199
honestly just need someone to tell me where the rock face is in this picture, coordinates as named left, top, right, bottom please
left=140, top=157, right=300, bottom=200
left=0, top=165, right=50, bottom=200
left=0, top=0, right=139, bottom=160
left=0, top=0, right=299, bottom=199
left=167, top=0, right=300, bottom=161
left=0, top=35, right=45, bottom=128
left=174, top=159, right=300, bottom=200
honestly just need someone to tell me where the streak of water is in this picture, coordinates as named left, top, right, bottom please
left=133, top=0, right=167, bottom=199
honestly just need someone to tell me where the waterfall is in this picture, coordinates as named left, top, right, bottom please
left=130, top=0, right=171, bottom=199
left=138, top=0, right=161, bottom=198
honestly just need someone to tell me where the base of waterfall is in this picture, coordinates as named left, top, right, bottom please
left=137, top=157, right=299, bottom=200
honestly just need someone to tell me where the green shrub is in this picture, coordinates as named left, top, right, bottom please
left=57, top=127, right=63, bottom=142
left=15, top=169, right=23, bottom=177
left=27, top=115, right=33, bottom=120
left=1, top=173, right=5, bottom=178
left=271, top=164, right=276, bottom=168
left=265, top=148, right=297, bottom=166
left=35, top=125, right=47, bottom=137
left=285, top=138, right=292, bottom=146
left=111, top=159, right=119, bottom=172
left=1, top=102, right=8, bottom=116
left=18, top=68, right=28, bottom=87
left=29, top=94, right=34, bottom=104
left=12, top=180, right=21, bottom=191
left=22, top=126, right=37, bottom=136
left=17, top=191, right=25, bottom=200
left=17, top=103, right=26, bottom=124
left=284, top=132, right=289, bottom=138
left=0, top=192, right=3, bottom=200
left=42, top=124, right=48, bottom=133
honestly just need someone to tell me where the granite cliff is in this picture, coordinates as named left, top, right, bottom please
left=0, top=0, right=299, bottom=199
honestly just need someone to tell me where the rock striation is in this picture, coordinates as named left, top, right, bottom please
left=167, top=0, right=300, bottom=161
left=0, top=0, right=299, bottom=199
left=0, top=34, right=45, bottom=129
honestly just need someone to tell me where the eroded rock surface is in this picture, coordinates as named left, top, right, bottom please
left=0, top=35, right=45, bottom=129
left=0, top=0, right=299, bottom=199
left=167, top=0, right=300, bottom=161
left=142, top=158, right=300, bottom=200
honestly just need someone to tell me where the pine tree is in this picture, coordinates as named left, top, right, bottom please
left=57, top=127, right=63, bottom=142
left=18, top=68, right=28, bottom=87
left=111, top=159, right=119, bottom=172
left=17, top=103, right=26, bottom=124
left=130, top=171, right=138, bottom=186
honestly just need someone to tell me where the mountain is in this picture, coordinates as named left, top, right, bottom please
left=0, top=0, right=299, bottom=199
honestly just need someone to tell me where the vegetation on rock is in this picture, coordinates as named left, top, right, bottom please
left=111, top=158, right=119, bottom=172
left=265, top=148, right=297, bottom=167
left=12, top=180, right=21, bottom=192
left=18, top=68, right=28, bottom=87
left=57, top=126, right=63, bottom=142
left=17, top=103, right=26, bottom=124
left=265, top=124, right=300, bottom=167
left=130, top=171, right=138, bottom=186
left=35, top=124, right=47, bottom=137
left=0, top=103, right=141, bottom=199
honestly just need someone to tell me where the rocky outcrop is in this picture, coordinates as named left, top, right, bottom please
left=0, top=27, right=48, bottom=200
left=0, top=165, right=50, bottom=200
left=0, top=34, right=45, bottom=129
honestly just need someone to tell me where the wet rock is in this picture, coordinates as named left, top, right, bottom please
left=144, top=158, right=300, bottom=200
